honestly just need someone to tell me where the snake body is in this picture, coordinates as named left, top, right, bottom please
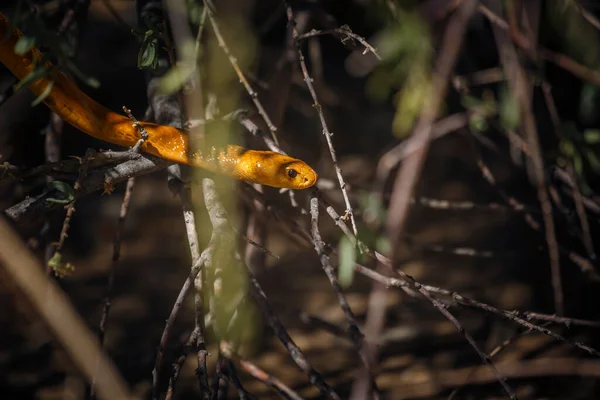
left=0, top=12, right=317, bottom=189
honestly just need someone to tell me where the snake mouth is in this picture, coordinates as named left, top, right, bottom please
left=301, top=170, right=318, bottom=188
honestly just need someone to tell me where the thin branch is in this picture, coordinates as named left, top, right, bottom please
left=206, top=6, right=279, bottom=144
left=151, top=250, right=207, bottom=400
left=220, top=341, right=305, bottom=400
left=90, top=176, right=136, bottom=400
left=285, top=3, right=358, bottom=238
left=384, top=0, right=479, bottom=262
left=296, top=28, right=382, bottom=61
left=310, top=193, right=380, bottom=399
left=165, top=328, right=201, bottom=400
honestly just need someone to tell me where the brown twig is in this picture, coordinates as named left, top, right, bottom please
left=384, top=0, right=479, bottom=262
left=478, top=3, right=600, bottom=87
left=296, top=27, right=382, bottom=61
left=90, top=176, right=136, bottom=400
left=391, top=357, right=600, bottom=399
left=220, top=341, right=305, bottom=400
left=541, top=82, right=596, bottom=260
left=206, top=6, right=279, bottom=145
left=490, top=0, right=564, bottom=315
left=469, top=135, right=599, bottom=279
left=310, top=193, right=380, bottom=399
left=151, top=252, right=207, bottom=400
left=165, top=328, right=201, bottom=400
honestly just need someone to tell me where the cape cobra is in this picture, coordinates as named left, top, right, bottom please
left=0, top=12, right=318, bottom=189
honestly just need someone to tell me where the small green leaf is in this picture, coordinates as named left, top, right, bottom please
left=338, top=236, right=356, bottom=288
left=14, top=35, right=36, bottom=55
left=138, top=37, right=158, bottom=69
left=584, top=129, right=600, bottom=144
left=48, top=251, right=75, bottom=278
left=46, top=180, right=76, bottom=204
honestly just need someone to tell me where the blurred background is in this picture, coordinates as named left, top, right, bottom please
left=2, top=0, right=600, bottom=399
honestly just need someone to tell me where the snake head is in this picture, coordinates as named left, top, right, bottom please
left=281, top=160, right=319, bottom=189
left=234, top=149, right=318, bottom=189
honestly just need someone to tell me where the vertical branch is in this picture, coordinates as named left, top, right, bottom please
left=90, top=176, right=136, bottom=400
left=541, top=83, right=595, bottom=260
left=489, top=0, right=563, bottom=315
left=285, top=3, right=358, bottom=237
left=385, top=0, right=479, bottom=261
left=206, top=6, right=280, bottom=145
left=310, top=193, right=380, bottom=399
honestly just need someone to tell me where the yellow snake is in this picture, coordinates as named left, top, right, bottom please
left=0, top=12, right=318, bottom=189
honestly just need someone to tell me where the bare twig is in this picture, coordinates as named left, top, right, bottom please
left=478, top=3, right=600, bottom=87
left=390, top=357, right=600, bottom=399
left=220, top=341, right=305, bottom=400
left=286, top=3, right=358, bottom=238
left=384, top=0, right=479, bottom=262
left=489, top=0, right=563, bottom=314
left=206, top=6, right=279, bottom=144
left=151, top=252, right=207, bottom=400
left=296, top=28, right=382, bottom=61
left=90, top=176, right=136, bottom=400
left=310, top=193, right=380, bottom=399
left=541, top=82, right=595, bottom=260
left=165, top=328, right=201, bottom=400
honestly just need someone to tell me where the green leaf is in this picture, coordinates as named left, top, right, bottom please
left=584, top=129, right=600, bottom=144
left=138, top=37, right=158, bottom=69
left=338, top=236, right=356, bottom=288
left=47, top=251, right=75, bottom=278
left=46, top=180, right=76, bottom=204
left=31, top=79, right=54, bottom=106
left=14, top=35, right=36, bottom=55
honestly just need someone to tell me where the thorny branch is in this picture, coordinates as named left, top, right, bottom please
left=285, top=2, right=359, bottom=238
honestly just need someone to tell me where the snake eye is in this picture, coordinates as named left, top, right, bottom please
left=287, top=169, right=298, bottom=179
